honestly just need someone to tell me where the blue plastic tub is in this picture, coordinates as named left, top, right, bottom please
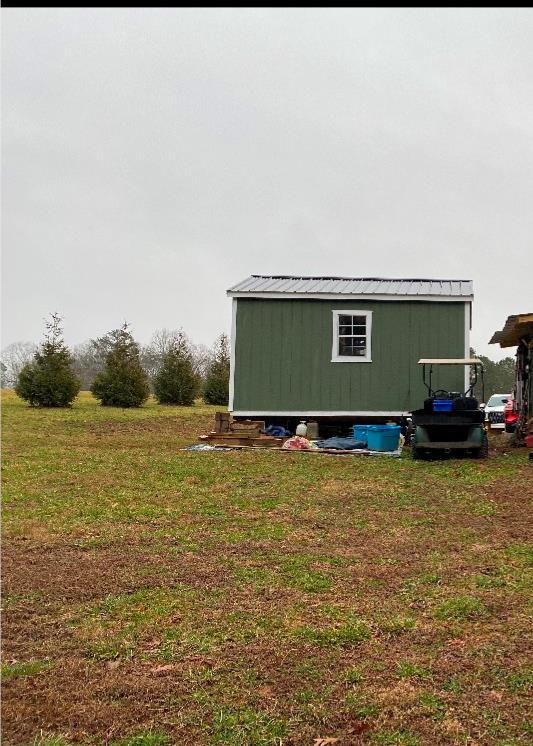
left=367, top=425, right=401, bottom=452
left=433, top=399, right=453, bottom=412
left=351, top=425, right=369, bottom=444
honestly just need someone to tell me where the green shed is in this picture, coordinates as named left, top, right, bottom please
left=227, top=276, right=473, bottom=421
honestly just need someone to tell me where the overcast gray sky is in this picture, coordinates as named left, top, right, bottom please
left=2, top=8, right=532, bottom=359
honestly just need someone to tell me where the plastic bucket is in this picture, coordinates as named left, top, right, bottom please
left=352, top=425, right=369, bottom=444
left=367, top=425, right=401, bottom=451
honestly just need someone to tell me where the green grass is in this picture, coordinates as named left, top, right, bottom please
left=435, top=595, right=488, bottom=621
left=1, top=660, right=52, bottom=680
left=417, top=692, right=446, bottom=721
left=31, top=736, right=71, bottom=746
left=210, top=707, right=287, bottom=745
left=507, top=670, right=533, bottom=693
left=396, top=662, right=431, bottom=680
left=294, top=617, right=371, bottom=647
left=474, top=572, right=507, bottom=589
left=505, top=543, right=533, bottom=567
left=344, top=668, right=364, bottom=685
left=380, top=615, right=417, bottom=635
left=345, top=694, right=380, bottom=719
left=441, top=677, right=463, bottom=693
left=2, top=390, right=532, bottom=745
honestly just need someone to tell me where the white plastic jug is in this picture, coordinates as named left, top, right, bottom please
left=296, top=420, right=307, bottom=437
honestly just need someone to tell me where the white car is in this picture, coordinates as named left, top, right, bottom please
left=484, top=393, right=512, bottom=430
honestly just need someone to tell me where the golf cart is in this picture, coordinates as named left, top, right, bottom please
left=411, top=358, right=488, bottom=460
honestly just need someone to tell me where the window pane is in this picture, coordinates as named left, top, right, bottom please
left=338, top=339, right=351, bottom=355
left=339, top=337, right=366, bottom=356
left=337, top=315, right=366, bottom=333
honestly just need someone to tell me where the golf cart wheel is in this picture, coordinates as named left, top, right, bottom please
left=474, top=432, right=489, bottom=459
left=411, top=436, right=426, bottom=460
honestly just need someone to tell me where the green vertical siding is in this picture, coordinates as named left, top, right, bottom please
left=233, top=299, right=467, bottom=412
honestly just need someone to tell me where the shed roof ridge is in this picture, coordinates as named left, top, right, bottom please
left=228, top=275, right=474, bottom=298
left=249, top=274, right=472, bottom=282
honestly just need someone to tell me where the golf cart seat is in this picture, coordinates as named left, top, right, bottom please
left=452, top=396, right=479, bottom=411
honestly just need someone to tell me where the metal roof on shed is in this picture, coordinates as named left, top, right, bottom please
left=227, top=275, right=473, bottom=298
left=490, top=313, right=533, bottom=347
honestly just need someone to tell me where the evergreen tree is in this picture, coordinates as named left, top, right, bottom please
left=203, top=333, right=230, bottom=406
left=154, top=331, right=199, bottom=405
left=15, top=314, right=80, bottom=407
left=91, top=323, right=150, bottom=407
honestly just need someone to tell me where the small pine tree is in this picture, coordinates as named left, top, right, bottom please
left=203, top=333, right=230, bottom=406
left=153, top=331, right=198, bottom=405
left=91, top=323, right=150, bottom=407
left=15, top=313, right=80, bottom=407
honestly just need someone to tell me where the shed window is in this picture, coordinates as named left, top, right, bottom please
left=332, top=310, right=372, bottom=363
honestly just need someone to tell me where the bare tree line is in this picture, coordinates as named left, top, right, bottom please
left=1, top=329, right=221, bottom=392
left=1, top=341, right=38, bottom=388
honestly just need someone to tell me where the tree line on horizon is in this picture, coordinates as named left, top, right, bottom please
left=1, top=318, right=517, bottom=409
left=2, top=314, right=230, bottom=408
left=468, top=347, right=516, bottom=403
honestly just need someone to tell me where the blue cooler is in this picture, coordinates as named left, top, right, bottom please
left=352, top=425, right=369, bottom=445
left=367, top=425, right=401, bottom=452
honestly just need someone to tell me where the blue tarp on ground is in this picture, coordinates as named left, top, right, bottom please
left=263, top=425, right=292, bottom=437
left=315, top=437, right=367, bottom=450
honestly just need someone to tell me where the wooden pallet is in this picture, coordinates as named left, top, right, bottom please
left=199, top=434, right=284, bottom=448
left=230, top=420, right=265, bottom=433
left=213, top=413, right=266, bottom=437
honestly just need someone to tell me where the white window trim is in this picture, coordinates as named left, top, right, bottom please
left=331, top=310, right=372, bottom=363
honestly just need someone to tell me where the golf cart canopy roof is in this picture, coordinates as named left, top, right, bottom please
left=418, top=358, right=482, bottom=365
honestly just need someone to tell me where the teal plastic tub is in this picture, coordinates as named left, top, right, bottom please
left=351, top=425, right=369, bottom=444
left=367, top=425, right=401, bottom=451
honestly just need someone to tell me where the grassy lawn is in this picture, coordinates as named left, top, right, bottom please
left=2, top=389, right=532, bottom=745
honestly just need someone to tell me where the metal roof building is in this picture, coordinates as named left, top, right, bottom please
left=228, top=275, right=473, bottom=300
left=227, top=275, right=473, bottom=419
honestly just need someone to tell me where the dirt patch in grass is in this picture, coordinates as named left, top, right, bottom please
left=1, top=542, right=236, bottom=604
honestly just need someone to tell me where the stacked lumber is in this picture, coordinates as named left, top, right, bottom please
left=199, top=434, right=283, bottom=447
left=229, top=420, right=266, bottom=436
left=199, top=414, right=284, bottom=448
left=214, top=412, right=231, bottom=433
